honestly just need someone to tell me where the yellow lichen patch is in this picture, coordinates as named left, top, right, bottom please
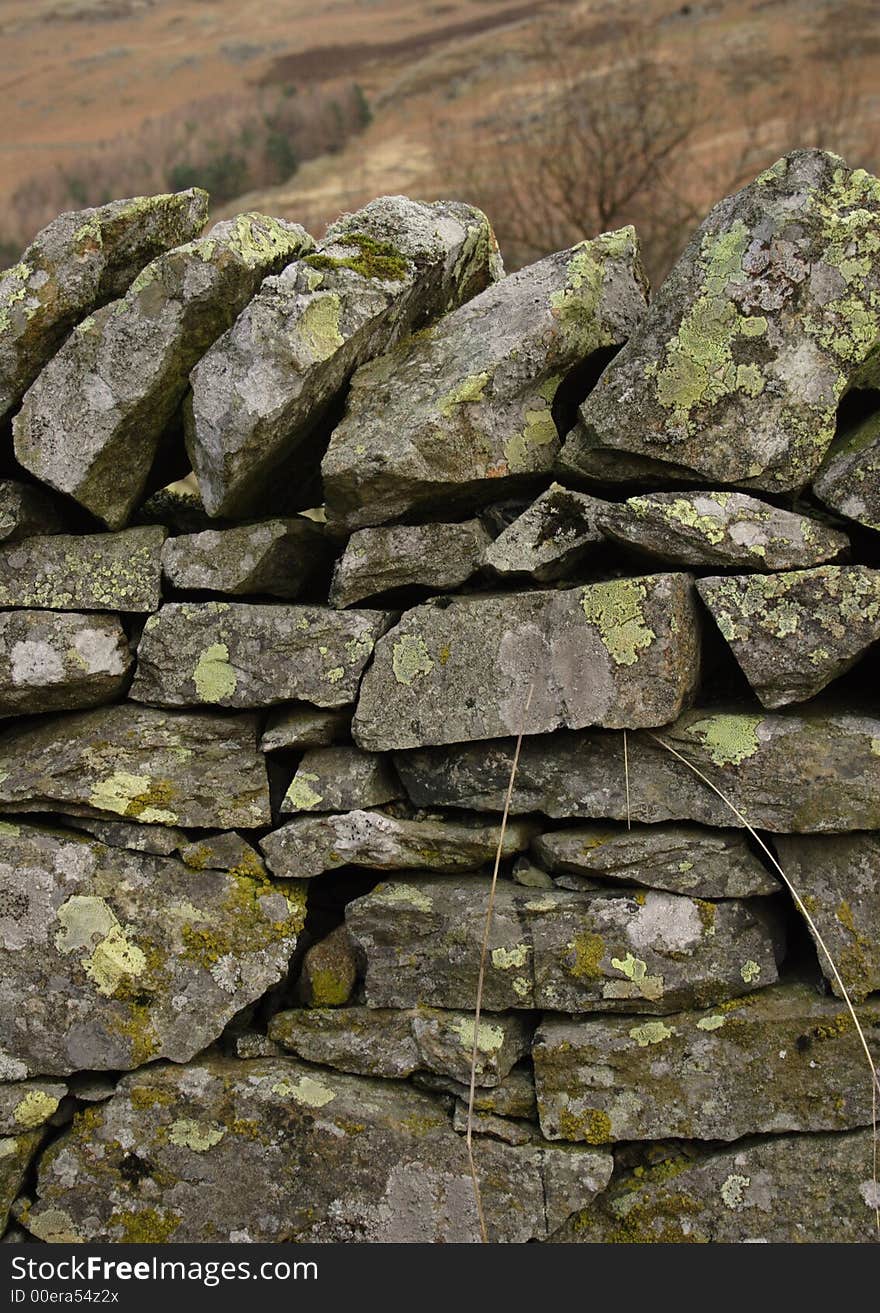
left=369, top=882, right=433, bottom=912
left=611, top=952, right=648, bottom=982
left=283, top=772, right=324, bottom=812
left=88, top=772, right=178, bottom=825
left=504, top=402, right=558, bottom=472
left=438, top=371, right=490, bottom=418
left=491, top=943, right=530, bottom=969
left=192, top=642, right=237, bottom=702
left=391, top=634, right=434, bottom=686
left=298, top=292, right=344, bottom=361
left=168, top=1118, right=226, bottom=1151
left=629, top=1020, right=675, bottom=1047
left=13, top=1088, right=60, bottom=1128
left=272, top=1075, right=336, bottom=1108
left=557, top=1105, right=613, bottom=1144
left=719, top=1173, right=750, bottom=1210
left=54, top=895, right=146, bottom=996
left=450, top=1018, right=505, bottom=1053
left=740, top=960, right=761, bottom=984
left=697, top=1014, right=726, bottom=1031
left=685, top=714, right=764, bottom=767
left=567, top=931, right=606, bottom=980
left=580, top=578, right=656, bottom=666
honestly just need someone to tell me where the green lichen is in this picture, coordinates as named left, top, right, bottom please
left=304, top=232, right=409, bottom=282
left=438, top=371, right=489, bottom=418
left=580, top=578, right=656, bottom=666
left=557, top=1106, right=613, bottom=1144
left=112, top=1207, right=181, bottom=1244
left=391, top=633, right=434, bottom=685
left=566, top=932, right=605, bottom=980
left=684, top=713, right=764, bottom=767
left=298, top=292, right=344, bottom=360
left=192, top=642, right=237, bottom=702
left=283, top=772, right=324, bottom=812
left=168, top=1118, right=226, bottom=1151
left=629, top=1021, right=675, bottom=1047
left=13, top=1088, right=60, bottom=1128
left=740, top=959, right=761, bottom=983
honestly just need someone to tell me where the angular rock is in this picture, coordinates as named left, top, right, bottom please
left=1, top=1131, right=44, bottom=1232
left=0, top=821, right=305, bottom=1077
left=451, top=1103, right=535, bottom=1146
left=65, top=817, right=188, bottom=857
left=262, top=809, right=536, bottom=879
left=0, top=704, right=270, bottom=829
left=234, top=1033, right=283, bottom=1060
left=345, top=878, right=784, bottom=1014
left=482, top=485, right=608, bottom=582
left=0, top=190, right=208, bottom=423
left=177, top=833, right=267, bottom=880
left=533, top=983, right=880, bottom=1144
left=814, top=409, right=880, bottom=532
left=697, top=566, right=880, bottom=707
left=598, top=490, right=848, bottom=571
left=0, top=480, right=65, bottom=543
left=323, top=228, right=649, bottom=529
left=414, top=1066, right=537, bottom=1121
left=0, top=610, right=132, bottom=716
left=187, top=196, right=500, bottom=518
left=533, top=824, right=780, bottom=898
left=329, top=519, right=490, bottom=608
left=130, top=601, right=391, bottom=709
left=297, top=925, right=358, bottom=1007
left=161, top=518, right=329, bottom=598
left=0, top=527, right=165, bottom=612
left=261, top=705, right=351, bottom=752
left=0, top=1082, right=67, bottom=1134
left=281, top=746, right=401, bottom=814
left=395, top=706, right=880, bottom=832
left=354, top=573, right=700, bottom=751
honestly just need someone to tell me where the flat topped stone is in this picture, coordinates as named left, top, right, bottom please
left=353, top=573, right=700, bottom=751
left=260, top=705, right=351, bottom=752
left=161, top=518, right=329, bottom=598
left=482, top=485, right=608, bottom=582
left=323, top=228, right=648, bottom=530
left=0, top=610, right=132, bottom=716
left=0, top=527, right=165, bottom=612
left=281, top=746, right=402, bottom=814
left=0, top=1080, right=67, bottom=1134
left=562, top=150, right=880, bottom=492
left=329, top=519, right=490, bottom=608
left=0, top=480, right=66, bottom=543
left=814, top=408, right=880, bottom=532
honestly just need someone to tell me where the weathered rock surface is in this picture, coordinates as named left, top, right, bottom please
left=161, top=518, right=329, bottom=598
left=414, top=1066, right=537, bottom=1121
left=395, top=707, right=880, bottom=832
left=281, top=747, right=401, bottom=814
left=0, top=704, right=270, bottom=829
left=598, top=490, right=848, bottom=570
left=354, top=573, right=700, bottom=751
left=329, top=519, right=490, bottom=608
left=187, top=196, right=500, bottom=518
left=177, top=832, right=267, bottom=879
left=0, top=1131, right=44, bottom=1232
left=260, top=705, right=350, bottom=752
left=0, top=1081, right=67, bottom=1134
left=533, top=983, right=879, bottom=1144
left=563, top=151, right=880, bottom=492
left=814, top=409, right=880, bottom=532
left=262, top=810, right=535, bottom=879
left=296, top=925, right=358, bottom=1007
left=0, top=822, right=305, bottom=1076
left=0, top=480, right=65, bottom=543
left=533, top=824, right=780, bottom=897
left=697, top=566, right=880, bottom=706
left=346, top=878, right=784, bottom=1013
left=27, top=1056, right=613, bottom=1243
left=0, top=190, right=208, bottom=423
left=482, top=485, right=608, bottom=582
left=0, top=527, right=165, bottom=612
left=323, top=229, right=649, bottom=529
left=66, top=817, right=188, bottom=857
left=130, top=601, right=390, bottom=709
left=0, top=611, right=132, bottom=716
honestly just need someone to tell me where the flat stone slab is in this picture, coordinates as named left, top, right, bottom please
left=414, top=1066, right=537, bottom=1121
left=323, top=228, right=648, bottom=529
left=533, top=983, right=880, bottom=1144
left=482, top=485, right=608, bottom=582
left=130, top=601, right=391, bottom=709
left=0, top=480, right=66, bottom=543
left=599, top=490, right=848, bottom=570
left=26, top=1056, right=613, bottom=1243
left=354, top=573, right=700, bottom=751
left=0, top=1081, right=67, bottom=1134
left=814, top=409, right=880, bottom=532
left=562, top=150, right=880, bottom=492
left=0, top=527, right=165, bottom=612
left=697, top=566, right=880, bottom=707
left=345, top=878, right=784, bottom=1014
left=161, top=518, right=329, bottom=598
left=281, top=747, right=402, bottom=814
left=0, top=610, right=132, bottom=716
left=0, top=704, right=270, bottom=829
left=0, top=821, right=305, bottom=1076
left=260, top=705, right=351, bottom=752
left=329, top=519, right=490, bottom=607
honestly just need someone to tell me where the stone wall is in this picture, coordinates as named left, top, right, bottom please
left=0, top=149, right=879, bottom=1244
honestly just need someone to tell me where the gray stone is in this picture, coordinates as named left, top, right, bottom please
left=162, top=518, right=329, bottom=598
left=296, top=925, right=358, bottom=1007
left=0, top=1131, right=44, bottom=1233
left=451, top=1103, right=535, bottom=1146
left=66, top=1074, right=117, bottom=1104
left=413, top=1066, right=537, bottom=1121
left=234, top=1033, right=283, bottom=1060
left=187, top=196, right=500, bottom=518
left=482, top=485, right=608, bottom=582
left=0, top=610, right=132, bottom=716
left=261, top=809, right=536, bottom=879
left=329, top=519, right=490, bottom=608
left=697, top=566, right=880, bottom=707
left=599, top=490, right=849, bottom=570
left=177, top=833, right=267, bottom=880
left=0, top=1082, right=67, bottom=1134
left=0, top=480, right=65, bottom=543
left=323, top=228, right=648, bottom=529
left=562, top=150, right=880, bottom=492
left=345, top=877, right=784, bottom=1014
left=261, top=705, right=351, bottom=752
left=0, top=527, right=165, bottom=612
left=130, top=601, right=391, bottom=709
left=281, top=747, right=401, bottom=814
left=354, top=573, right=700, bottom=751
left=63, top=818, right=188, bottom=857
left=0, top=190, right=208, bottom=423
left=0, top=704, right=270, bottom=829
left=533, top=983, right=880, bottom=1144
left=533, top=824, right=781, bottom=897
left=0, top=821, right=305, bottom=1077
left=814, top=409, right=880, bottom=532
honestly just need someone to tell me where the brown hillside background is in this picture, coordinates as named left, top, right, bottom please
left=2, top=0, right=880, bottom=281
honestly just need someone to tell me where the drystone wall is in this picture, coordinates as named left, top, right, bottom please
left=0, top=148, right=879, bottom=1244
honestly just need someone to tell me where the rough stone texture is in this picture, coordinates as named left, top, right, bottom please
left=533, top=983, right=880, bottom=1144
left=533, top=824, right=781, bottom=898
left=598, top=490, right=849, bottom=571
left=187, top=196, right=500, bottom=518
left=177, top=833, right=268, bottom=879
left=0, top=1131, right=44, bottom=1233
left=0, top=480, right=65, bottom=543
left=552, top=1128, right=878, bottom=1242
left=814, top=409, right=880, bottom=532
left=130, top=601, right=390, bottom=710
left=329, top=519, right=490, bottom=608
left=26, top=1056, right=613, bottom=1243
left=260, top=705, right=350, bottom=752
left=261, top=810, right=536, bottom=879
left=66, top=818, right=188, bottom=857
left=776, top=833, right=880, bottom=1000
left=414, top=1066, right=537, bottom=1121
left=270, top=1005, right=530, bottom=1084
left=482, top=485, right=609, bottom=582
left=697, top=566, right=880, bottom=707
left=0, top=527, right=165, bottom=612
left=161, top=518, right=329, bottom=598
left=323, top=229, right=649, bottom=529
left=354, top=573, right=701, bottom=751
left=0, top=611, right=132, bottom=716
left=0, top=1081, right=67, bottom=1134
left=297, top=926, right=358, bottom=1007
left=0, top=822, right=306, bottom=1076
left=345, top=878, right=784, bottom=1013
left=281, top=746, right=402, bottom=814
left=0, top=704, right=270, bottom=829
left=0, top=190, right=208, bottom=423
left=395, top=706, right=880, bottom=832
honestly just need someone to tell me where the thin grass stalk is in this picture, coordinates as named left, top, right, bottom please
left=623, top=728, right=631, bottom=830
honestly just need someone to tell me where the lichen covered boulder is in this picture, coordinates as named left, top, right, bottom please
left=482, top=485, right=608, bottom=582
left=0, top=611, right=132, bottom=715
left=281, top=746, right=401, bottom=814
left=329, top=519, right=490, bottom=608
left=0, top=527, right=165, bottom=612
left=814, top=408, right=880, bottom=532
left=161, top=518, right=329, bottom=599
left=0, top=1080, right=67, bottom=1133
